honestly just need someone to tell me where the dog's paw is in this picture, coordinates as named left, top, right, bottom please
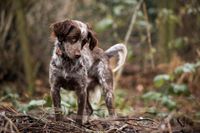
left=55, top=113, right=63, bottom=121
left=75, top=115, right=89, bottom=124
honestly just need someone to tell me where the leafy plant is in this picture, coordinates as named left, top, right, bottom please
left=142, top=61, right=200, bottom=111
left=169, top=83, right=189, bottom=95
left=175, top=62, right=200, bottom=74
left=153, top=74, right=172, bottom=88
left=17, top=99, right=46, bottom=113
left=142, top=91, right=176, bottom=110
left=1, top=88, right=19, bottom=107
left=168, top=37, right=188, bottom=50
left=142, top=91, right=162, bottom=101
left=60, top=89, right=77, bottom=115
left=95, top=17, right=113, bottom=33
left=160, top=95, right=176, bottom=110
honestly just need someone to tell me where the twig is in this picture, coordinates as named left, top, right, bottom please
left=116, top=124, right=128, bottom=133
left=116, top=0, right=143, bottom=82
left=20, top=110, right=49, bottom=130
left=90, top=116, right=159, bottom=125
left=165, top=111, right=175, bottom=133
left=0, top=113, right=20, bottom=133
left=125, top=121, right=158, bottom=130
left=1, top=13, right=13, bottom=46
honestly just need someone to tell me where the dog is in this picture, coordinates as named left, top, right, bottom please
left=49, top=19, right=127, bottom=123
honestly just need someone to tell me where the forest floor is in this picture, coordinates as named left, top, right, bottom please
left=0, top=63, right=200, bottom=132
left=0, top=106, right=200, bottom=133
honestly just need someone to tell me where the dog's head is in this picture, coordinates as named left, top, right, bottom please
left=50, top=19, right=98, bottom=59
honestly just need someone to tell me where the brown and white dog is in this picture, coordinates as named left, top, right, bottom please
left=49, top=19, right=127, bottom=123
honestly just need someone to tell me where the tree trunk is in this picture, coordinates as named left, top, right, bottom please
left=157, top=0, right=175, bottom=63
left=15, top=0, right=35, bottom=94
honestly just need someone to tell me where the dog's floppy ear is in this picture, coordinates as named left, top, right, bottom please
left=87, top=29, right=98, bottom=50
left=87, top=23, right=98, bottom=50
left=50, top=19, right=73, bottom=42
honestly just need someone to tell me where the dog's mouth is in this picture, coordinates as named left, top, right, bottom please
left=60, top=51, right=81, bottom=61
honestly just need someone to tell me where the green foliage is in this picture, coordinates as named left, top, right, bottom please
left=93, top=0, right=140, bottom=43
left=60, top=89, right=77, bottom=115
left=152, top=62, right=200, bottom=97
left=168, top=37, right=188, bottom=50
left=28, top=100, right=46, bottom=107
left=158, top=8, right=180, bottom=25
left=0, top=87, right=132, bottom=117
left=44, top=95, right=52, bottom=107
left=160, top=95, right=176, bottom=110
left=95, top=17, right=113, bottom=32
left=113, top=5, right=124, bottom=16
left=175, top=62, right=200, bottom=74
left=143, top=61, right=200, bottom=111
left=146, top=107, right=158, bottom=115
left=142, top=91, right=162, bottom=101
left=18, top=100, right=46, bottom=113
left=153, top=74, right=172, bottom=88
left=169, top=83, right=189, bottom=95
left=142, top=91, right=176, bottom=110
left=0, top=87, right=48, bottom=113
left=0, top=88, right=19, bottom=107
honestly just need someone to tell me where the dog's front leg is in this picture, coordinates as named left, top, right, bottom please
left=76, top=86, right=87, bottom=124
left=86, top=91, right=93, bottom=116
left=50, top=84, right=62, bottom=121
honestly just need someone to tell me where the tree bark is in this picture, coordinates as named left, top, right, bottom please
left=15, top=0, right=35, bottom=94
left=157, top=0, right=175, bottom=63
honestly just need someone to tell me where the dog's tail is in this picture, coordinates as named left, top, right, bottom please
left=105, top=43, right=127, bottom=72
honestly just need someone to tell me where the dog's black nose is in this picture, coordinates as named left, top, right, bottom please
left=75, top=54, right=81, bottom=59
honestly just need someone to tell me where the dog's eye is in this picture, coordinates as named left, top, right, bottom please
left=67, top=37, right=77, bottom=43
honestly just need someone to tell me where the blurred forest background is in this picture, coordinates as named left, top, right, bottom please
left=0, top=0, right=200, bottom=122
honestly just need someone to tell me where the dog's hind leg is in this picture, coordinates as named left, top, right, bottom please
left=98, top=64, right=115, bottom=116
